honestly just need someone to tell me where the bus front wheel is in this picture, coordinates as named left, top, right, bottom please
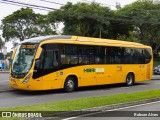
left=126, top=73, right=134, bottom=86
left=64, top=76, right=76, bottom=92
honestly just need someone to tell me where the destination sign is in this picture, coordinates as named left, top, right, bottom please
left=21, top=45, right=36, bottom=49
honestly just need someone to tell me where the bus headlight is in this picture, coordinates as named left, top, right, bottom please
left=22, top=74, right=31, bottom=84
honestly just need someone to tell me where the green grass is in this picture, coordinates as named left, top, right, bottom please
left=0, top=89, right=160, bottom=120
left=1, top=89, right=160, bottom=111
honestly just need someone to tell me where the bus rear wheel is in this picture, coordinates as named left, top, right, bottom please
left=64, top=77, right=76, bottom=92
left=126, top=73, right=134, bottom=86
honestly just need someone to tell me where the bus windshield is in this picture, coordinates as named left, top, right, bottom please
left=12, top=44, right=37, bottom=74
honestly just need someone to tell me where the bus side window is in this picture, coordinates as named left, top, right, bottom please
left=43, top=50, right=59, bottom=69
left=144, top=49, right=152, bottom=63
left=134, top=49, right=144, bottom=64
left=44, top=50, right=54, bottom=69
left=62, top=44, right=78, bottom=65
left=35, top=49, right=44, bottom=69
left=124, top=48, right=133, bottom=64
left=94, top=47, right=101, bottom=64
left=53, top=51, right=58, bottom=66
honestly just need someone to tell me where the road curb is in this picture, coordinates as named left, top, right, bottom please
left=28, top=97, right=160, bottom=119
left=81, top=97, right=160, bottom=112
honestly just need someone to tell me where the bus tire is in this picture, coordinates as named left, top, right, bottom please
left=64, top=76, right=76, bottom=92
left=125, top=73, right=134, bottom=86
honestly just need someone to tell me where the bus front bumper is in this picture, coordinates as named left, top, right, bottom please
left=10, top=82, right=31, bottom=90
left=10, top=78, right=43, bottom=91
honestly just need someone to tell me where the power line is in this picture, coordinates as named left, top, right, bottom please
left=39, top=0, right=64, bottom=6
left=1, top=0, right=160, bottom=26
left=1, top=0, right=160, bottom=37
left=0, top=1, right=51, bottom=11
left=0, top=0, right=58, bottom=11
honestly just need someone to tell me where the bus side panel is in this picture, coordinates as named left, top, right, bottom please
left=17, top=61, right=153, bottom=91
left=145, top=62, right=153, bottom=80
left=96, top=65, right=118, bottom=85
left=39, top=65, right=97, bottom=90
left=122, top=64, right=145, bottom=82
left=63, top=66, right=97, bottom=87
left=134, top=64, right=145, bottom=82
left=42, top=72, right=63, bottom=90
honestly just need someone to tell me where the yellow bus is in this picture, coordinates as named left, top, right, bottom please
left=10, top=35, right=153, bottom=92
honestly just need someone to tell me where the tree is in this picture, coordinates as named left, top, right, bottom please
left=116, top=0, right=160, bottom=55
left=0, top=37, right=4, bottom=53
left=48, top=2, right=114, bottom=38
left=108, top=16, right=134, bottom=40
left=1, top=8, right=56, bottom=44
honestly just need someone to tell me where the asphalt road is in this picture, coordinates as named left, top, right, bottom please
left=0, top=73, right=160, bottom=108
left=68, top=101, right=160, bottom=120
left=0, top=73, right=11, bottom=91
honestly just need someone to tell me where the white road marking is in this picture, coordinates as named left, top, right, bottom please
left=104, top=100, right=160, bottom=111
left=62, top=100, right=160, bottom=120
left=63, top=117, right=77, bottom=120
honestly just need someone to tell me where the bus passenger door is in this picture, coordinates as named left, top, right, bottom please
left=52, top=50, right=62, bottom=89
left=42, top=47, right=61, bottom=90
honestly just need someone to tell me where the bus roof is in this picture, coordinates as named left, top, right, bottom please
left=21, top=35, right=72, bottom=44
left=20, top=35, right=149, bottom=48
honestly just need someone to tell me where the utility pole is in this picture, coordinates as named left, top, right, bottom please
left=99, top=28, right=101, bottom=38
left=116, top=2, right=121, bottom=10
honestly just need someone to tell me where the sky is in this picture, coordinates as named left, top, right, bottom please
left=0, top=0, right=137, bottom=52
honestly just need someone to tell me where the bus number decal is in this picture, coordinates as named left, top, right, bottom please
left=84, top=68, right=104, bottom=73
left=95, top=68, right=104, bottom=73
